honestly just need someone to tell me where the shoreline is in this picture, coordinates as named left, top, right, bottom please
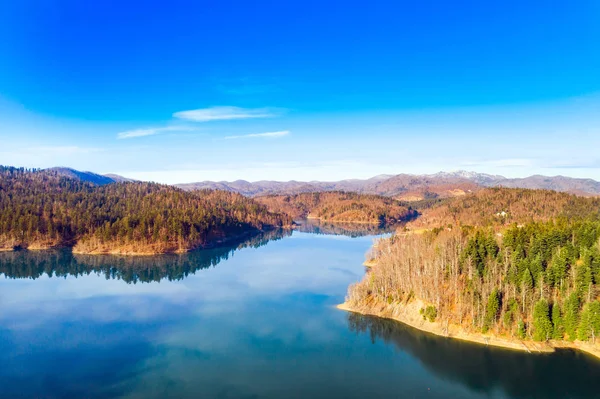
left=305, top=216, right=383, bottom=225
left=0, top=227, right=286, bottom=257
left=337, top=299, right=600, bottom=360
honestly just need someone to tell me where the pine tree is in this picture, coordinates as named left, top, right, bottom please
left=549, top=249, right=568, bottom=288
left=533, top=299, right=553, bottom=341
left=551, top=303, right=564, bottom=340
left=564, top=292, right=581, bottom=341
left=517, top=319, right=526, bottom=339
left=483, top=289, right=501, bottom=333
left=575, top=261, right=593, bottom=300
left=521, top=268, right=533, bottom=313
left=503, top=298, right=518, bottom=333
left=578, top=301, right=600, bottom=342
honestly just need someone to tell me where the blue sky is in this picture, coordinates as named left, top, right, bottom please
left=1, top=1, right=599, bottom=183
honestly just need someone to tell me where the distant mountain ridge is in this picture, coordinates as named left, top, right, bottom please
left=31, top=167, right=600, bottom=198
left=175, top=170, right=600, bottom=199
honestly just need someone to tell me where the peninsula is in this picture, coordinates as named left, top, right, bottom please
left=339, top=188, right=600, bottom=359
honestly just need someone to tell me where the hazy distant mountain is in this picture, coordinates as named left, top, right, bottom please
left=430, top=171, right=504, bottom=185
left=37, top=166, right=600, bottom=197
left=176, top=175, right=400, bottom=196
left=104, top=173, right=136, bottom=183
left=176, top=170, right=600, bottom=198
left=44, top=167, right=133, bottom=185
left=492, top=175, right=600, bottom=196
left=175, top=173, right=482, bottom=199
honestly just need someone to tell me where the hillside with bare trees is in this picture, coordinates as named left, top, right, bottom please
left=406, top=188, right=600, bottom=230
left=255, top=191, right=418, bottom=225
left=343, top=188, right=600, bottom=357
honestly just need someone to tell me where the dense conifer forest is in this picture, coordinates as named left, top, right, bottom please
left=347, top=188, right=600, bottom=346
left=0, top=166, right=291, bottom=254
left=255, top=191, right=418, bottom=224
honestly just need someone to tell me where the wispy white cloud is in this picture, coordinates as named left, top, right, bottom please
left=173, top=106, right=281, bottom=122
left=117, top=126, right=196, bottom=139
left=117, top=105, right=283, bottom=140
left=223, top=130, right=290, bottom=140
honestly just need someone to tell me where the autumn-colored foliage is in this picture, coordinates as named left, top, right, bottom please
left=0, top=166, right=291, bottom=254
left=256, top=191, right=418, bottom=224
left=407, top=187, right=600, bottom=229
left=347, top=188, right=600, bottom=343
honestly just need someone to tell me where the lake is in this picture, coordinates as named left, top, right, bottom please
left=1, top=225, right=599, bottom=399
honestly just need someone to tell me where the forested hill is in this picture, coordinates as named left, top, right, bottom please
left=255, top=192, right=418, bottom=225
left=407, top=188, right=600, bottom=229
left=0, top=166, right=291, bottom=255
left=345, top=188, right=600, bottom=356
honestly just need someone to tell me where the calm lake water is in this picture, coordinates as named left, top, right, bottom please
left=1, top=225, right=600, bottom=399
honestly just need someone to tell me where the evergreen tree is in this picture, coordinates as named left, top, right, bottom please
left=564, top=292, right=581, bottom=341
left=551, top=303, right=564, bottom=340
left=503, top=298, right=518, bottom=333
left=575, top=260, right=594, bottom=302
left=549, top=248, right=568, bottom=288
left=517, top=319, right=527, bottom=339
left=483, top=289, right=501, bottom=333
left=533, top=299, right=553, bottom=341
left=577, top=301, right=600, bottom=342
left=521, top=268, right=533, bottom=313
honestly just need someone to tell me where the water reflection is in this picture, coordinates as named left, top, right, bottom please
left=294, top=219, right=396, bottom=237
left=0, top=229, right=291, bottom=284
left=2, top=229, right=600, bottom=399
left=0, top=231, right=378, bottom=399
left=348, top=313, right=600, bottom=399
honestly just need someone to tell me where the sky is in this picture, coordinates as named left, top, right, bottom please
left=1, top=1, right=599, bottom=184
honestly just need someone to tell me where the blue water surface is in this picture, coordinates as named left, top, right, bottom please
left=0, top=227, right=599, bottom=399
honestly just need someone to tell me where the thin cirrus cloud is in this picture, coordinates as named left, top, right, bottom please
left=117, top=106, right=284, bottom=139
left=117, top=126, right=197, bottom=139
left=173, top=106, right=281, bottom=122
left=223, top=131, right=290, bottom=140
